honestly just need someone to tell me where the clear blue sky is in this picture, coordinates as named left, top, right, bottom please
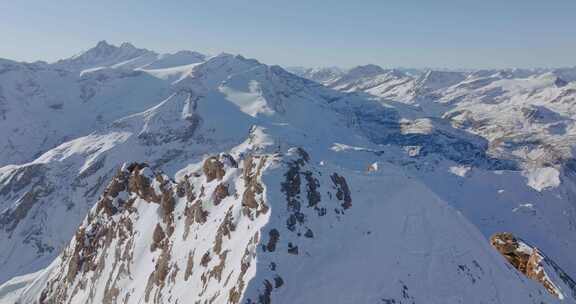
left=1, top=0, right=575, bottom=68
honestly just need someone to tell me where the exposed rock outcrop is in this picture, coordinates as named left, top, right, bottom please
left=203, top=156, right=225, bottom=183
left=490, top=232, right=574, bottom=299
left=26, top=152, right=273, bottom=304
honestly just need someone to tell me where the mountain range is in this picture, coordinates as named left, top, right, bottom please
left=0, top=41, right=575, bottom=303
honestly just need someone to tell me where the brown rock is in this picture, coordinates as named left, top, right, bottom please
left=176, top=176, right=196, bottom=202
left=213, top=183, right=229, bottom=206
left=184, top=250, right=195, bottom=281
left=209, top=251, right=228, bottom=282
left=213, top=208, right=235, bottom=254
left=151, top=224, right=165, bottom=252
left=160, top=189, right=175, bottom=220
left=201, top=251, right=212, bottom=267
left=127, top=165, right=160, bottom=203
left=203, top=156, right=225, bottom=182
left=490, top=232, right=562, bottom=298
left=241, top=155, right=267, bottom=211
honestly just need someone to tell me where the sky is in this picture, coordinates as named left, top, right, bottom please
left=1, top=0, right=575, bottom=69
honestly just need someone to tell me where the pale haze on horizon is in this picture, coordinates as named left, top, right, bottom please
left=1, top=0, right=575, bottom=69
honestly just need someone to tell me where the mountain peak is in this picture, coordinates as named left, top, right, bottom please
left=95, top=40, right=112, bottom=48
left=55, top=41, right=156, bottom=71
left=119, top=42, right=136, bottom=49
left=81, top=40, right=150, bottom=57
left=347, top=64, right=386, bottom=76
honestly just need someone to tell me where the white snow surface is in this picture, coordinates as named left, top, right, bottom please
left=523, top=167, right=561, bottom=191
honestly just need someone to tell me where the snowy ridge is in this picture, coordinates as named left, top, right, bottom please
left=5, top=142, right=568, bottom=303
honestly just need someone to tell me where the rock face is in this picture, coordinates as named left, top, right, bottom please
left=203, top=156, right=226, bottom=183
left=491, top=232, right=576, bottom=300
left=491, top=233, right=532, bottom=272
left=10, top=146, right=360, bottom=303
left=26, top=153, right=263, bottom=304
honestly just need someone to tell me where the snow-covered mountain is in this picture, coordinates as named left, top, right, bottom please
left=54, top=40, right=206, bottom=72
left=1, top=42, right=576, bottom=303
left=294, top=64, right=576, bottom=170
left=0, top=41, right=207, bottom=167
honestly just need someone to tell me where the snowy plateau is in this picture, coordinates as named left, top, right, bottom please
left=0, top=41, right=575, bottom=303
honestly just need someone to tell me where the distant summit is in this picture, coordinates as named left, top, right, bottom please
left=54, top=41, right=206, bottom=72
left=54, top=40, right=156, bottom=71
